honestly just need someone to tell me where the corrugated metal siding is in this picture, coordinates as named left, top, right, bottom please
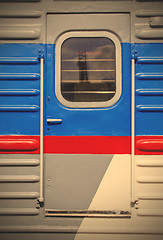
left=0, top=0, right=162, bottom=44
left=135, top=155, right=163, bottom=218
left=0, top=44, right=44, bottom=137
left=133, top=43, right=163, bottom=223
left=135, top=9, right=163, bottom=43
left=0, top=10, right=42, bottom=43
left=134, top=43, right=163, bottom=144
left=0, top=154, right=40, bottom=217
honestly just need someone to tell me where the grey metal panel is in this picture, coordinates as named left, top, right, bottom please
left=0, top=208, right=39, bottom=215
left=0, top=192, right=39, bottom=198
left=0, top=0, right=41, bottom=2
left=136, top=28, right=163, bottom=39
left=0, top=233, right=77, bottom=240
left=136, top=11, right=163, bottom=17
left=45, top=154, right=113, bottom=210
left=0, top=11, right=42, bottom=17
left=0, top=1, right=133, bottom=44
left=0, top=154, right=40, bottom=224
left=0, top=175, right=40, bottom=182
left=0, top=27, right=41, bottom=40
left=134, top=4, right=163, bottom=43
left=1, top=225, right=163, bottom=234
left=47, top=14, right=130, bottom=44
left=1, top=233, right=163, bottom=240
left=150, top=17, right=163, bottom=27
left=0, top=0, right=162, bottom=43
left=0, top=154, right=83, bottom=236
left=0, top=153, right=40, bottom=160
left=0, top=8, right=43, bottom=43
left=0, top=159, right=40, bottom=166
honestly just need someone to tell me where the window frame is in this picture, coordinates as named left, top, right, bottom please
left=55, top=31, right=122, bottom=108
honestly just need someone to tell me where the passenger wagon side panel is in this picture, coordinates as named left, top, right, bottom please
left=45, top=13, right=131, bottom=213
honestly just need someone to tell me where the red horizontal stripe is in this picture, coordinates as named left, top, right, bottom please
left=44, top=136, right=131, bottom=154
left=136, top=136, right=163, bottom=155
left=1, top=136, right=162, bottom=155
left=0, top=136, right=40, bottom=154
left=0, top=136, right=131, bottom=154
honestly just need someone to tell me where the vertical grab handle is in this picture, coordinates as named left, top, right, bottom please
left=38, top=57, right=44, bottom=203
left=131, top=58, right=136, bottom=203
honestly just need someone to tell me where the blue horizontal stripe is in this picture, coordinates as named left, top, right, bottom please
left=0, top=43, right=42, bottom=135
left=0, top=73, right=39, bottom=80
left=0, top=42, right=162, bottom=137
left=137, top=105, right=163, bottom=112
left=136, top=89, right=163, bottom=96
left=0, top=89, right=40, bottom=96
left=136, top=73, right=163, bottom=80
left=0, top=105, right=39, bottom=112
left=134, top=43, right=163, bottom=136
left=45, top=43, right=131, bottom=136
left=0, top=57, right=39, bottom=65
left=137, top=57, right=163, bottom=64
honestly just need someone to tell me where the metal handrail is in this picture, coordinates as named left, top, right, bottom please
left=38, top=57, right=44, bottom=203
left=131, top=58, right=136, bottom=203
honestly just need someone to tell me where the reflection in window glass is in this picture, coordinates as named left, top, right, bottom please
left=61, top=37, right=116, bottom=102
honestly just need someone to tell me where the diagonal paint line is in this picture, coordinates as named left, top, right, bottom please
left=74, top=154, right=131, bottom=240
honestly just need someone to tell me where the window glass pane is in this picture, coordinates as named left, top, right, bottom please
left=61, top=37, right=116, bottom=102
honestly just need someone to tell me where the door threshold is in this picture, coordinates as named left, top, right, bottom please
left=45, top=209, right=131, bottom=218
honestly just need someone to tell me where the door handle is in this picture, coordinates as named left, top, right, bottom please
left=47, top=118, right=62, bottom=124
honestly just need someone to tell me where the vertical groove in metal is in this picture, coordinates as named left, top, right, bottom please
left=38, top=57, right=44, bottom=203
left=131, top=59, right=136, bottom=203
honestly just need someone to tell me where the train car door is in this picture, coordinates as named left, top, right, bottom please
left=45, top=13, right=131, bottom=216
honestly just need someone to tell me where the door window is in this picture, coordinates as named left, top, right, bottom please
left=55, top=31, right=121, bottom=108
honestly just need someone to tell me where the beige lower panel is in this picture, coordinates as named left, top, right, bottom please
left=88, top=154, right=131, bottom=211
left=74, top=154, right=131, bottom=240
